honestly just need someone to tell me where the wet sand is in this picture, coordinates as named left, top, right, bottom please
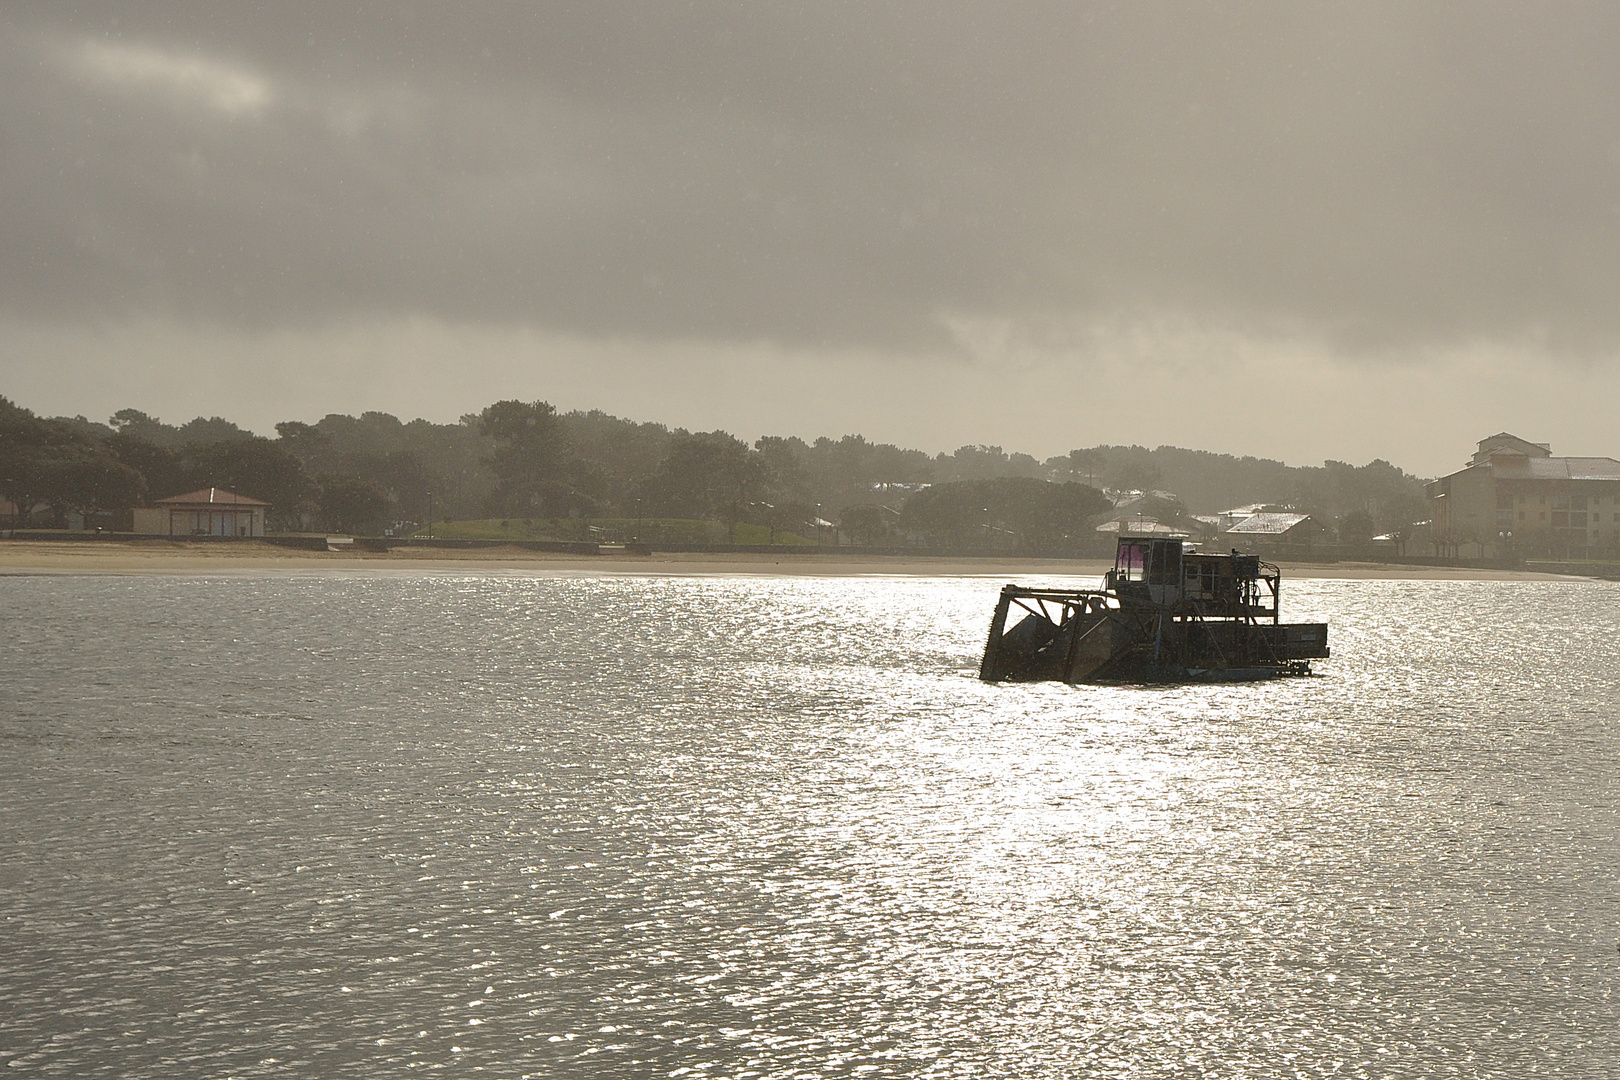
left=0, top=539, right=1590, bottom=580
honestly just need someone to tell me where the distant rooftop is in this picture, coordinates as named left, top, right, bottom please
left=1439, top=433, right=1620, bottom=482
left=1471, top=432, right=1552, bottom=467
left=1487, top=456, right=1620, bottom=482
left=154, top=488, right=270, bottom=507
left=1225, top=512, right=1310, bottom=535
left=1095, top=518, right=1186, bottom=536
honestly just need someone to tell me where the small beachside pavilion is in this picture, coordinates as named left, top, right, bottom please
left=133, top=489, right=269, bottom=537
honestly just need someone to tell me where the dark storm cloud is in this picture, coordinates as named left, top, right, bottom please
left=6, top=2, right=1620, bottom=351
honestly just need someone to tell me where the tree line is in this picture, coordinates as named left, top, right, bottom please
left=1, top=393, right=1430, bottom=547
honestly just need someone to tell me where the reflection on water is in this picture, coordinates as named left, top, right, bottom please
left=1, top=573, right=1617, bottom=1076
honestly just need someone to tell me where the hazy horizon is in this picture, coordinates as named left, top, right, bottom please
left=6, top=385, right=1473, bottom=483
left=8, top=3, right=1620, bottom=476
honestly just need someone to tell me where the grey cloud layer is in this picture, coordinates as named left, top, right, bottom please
left=6, top=2, right=1620, bottom=351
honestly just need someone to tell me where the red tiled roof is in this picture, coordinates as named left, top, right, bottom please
left=154, top=488, right=271, bottom=506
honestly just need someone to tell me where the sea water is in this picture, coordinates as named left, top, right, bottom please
left=1, top=572, right=1617, bottom=1077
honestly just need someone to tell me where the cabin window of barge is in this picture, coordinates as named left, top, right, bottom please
left=1148, top=540, right=1182, bottom=586
left=1117, top=541, right=1149, bottom=581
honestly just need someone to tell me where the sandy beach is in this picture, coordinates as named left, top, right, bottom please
left=0, top=539, right=1592, bottom=580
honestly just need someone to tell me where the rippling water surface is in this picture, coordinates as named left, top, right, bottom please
left=2, top=571, right=1618, bottom=1077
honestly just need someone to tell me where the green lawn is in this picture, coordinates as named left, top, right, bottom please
left=415, top=517, right=817, bottom=546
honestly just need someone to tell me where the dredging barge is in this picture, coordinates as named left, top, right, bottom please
left=979, top=535, right=1329, bottom=684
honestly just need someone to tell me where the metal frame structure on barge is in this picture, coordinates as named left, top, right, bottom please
left=979, top=535, right=1330, bottom=684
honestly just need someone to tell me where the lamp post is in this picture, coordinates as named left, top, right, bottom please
left=426, top=491, right=433, bottom=541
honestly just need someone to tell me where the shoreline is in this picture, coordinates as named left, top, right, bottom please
left=0, top=539, right=1595, bottom=581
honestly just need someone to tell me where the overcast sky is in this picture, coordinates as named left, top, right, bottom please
left=5, top=2, right=1620, bottom=475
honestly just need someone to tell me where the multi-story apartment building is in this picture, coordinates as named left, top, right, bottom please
left=1428, top=433, right=1620, bottom=558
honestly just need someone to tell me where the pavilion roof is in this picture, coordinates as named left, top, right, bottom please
left=154, top=488, right=270, bottom=507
